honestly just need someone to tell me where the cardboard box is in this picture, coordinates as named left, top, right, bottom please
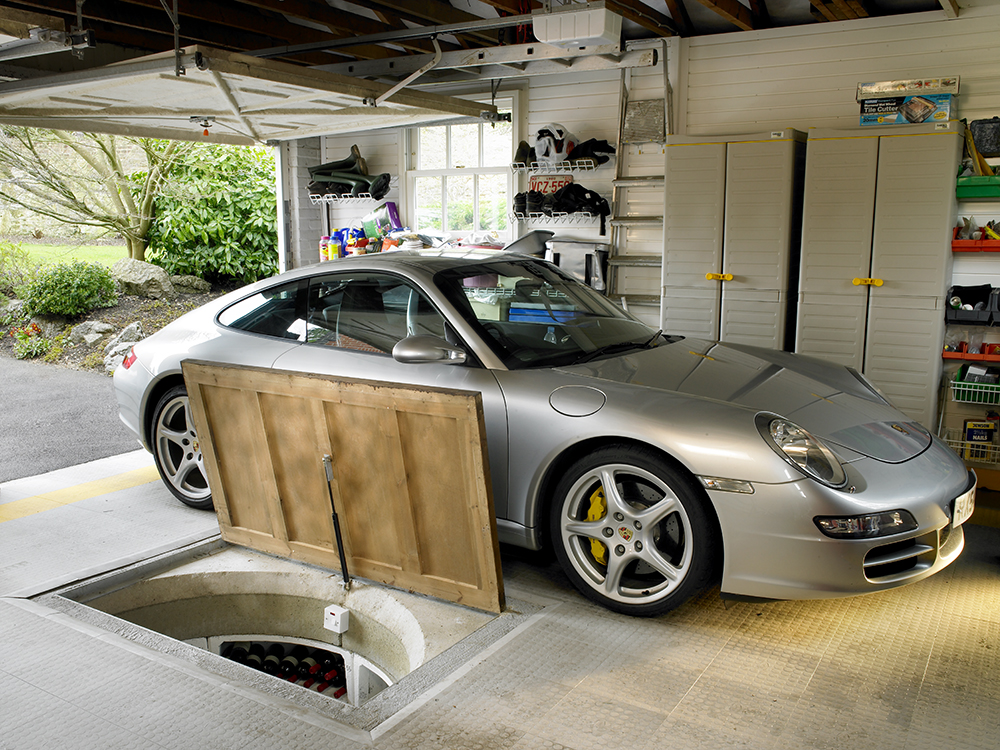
left=856, top=76, right=958, bottom=127
left=964, top=419, right=996, bottom=461
left=859, top=94, right=953, bottom=126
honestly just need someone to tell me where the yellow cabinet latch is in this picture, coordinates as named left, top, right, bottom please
left=852, top=278, right=884, bottom=287
left=706, top=273, right=733, bottom=281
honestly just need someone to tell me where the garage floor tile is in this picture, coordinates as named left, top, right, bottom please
left=1, top=453, right=999, bottom=749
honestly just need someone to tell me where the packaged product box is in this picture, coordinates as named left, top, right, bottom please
left=856, top=76, right=958, bottom=126
left=361, top=201, right=402, bottom=239
left=964, top=418, right=996, bottom=460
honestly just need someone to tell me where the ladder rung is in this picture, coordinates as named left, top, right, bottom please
left=613, top=175, right=665, bottom=188
left=609, top=215, right=663, bottom=227
left=609, top=255, right=661, bottom=267
left=613, top=294, right=660, bottom=306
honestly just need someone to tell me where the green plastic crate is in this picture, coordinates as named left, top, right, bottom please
left=956, top=175, right=1000, bottom=200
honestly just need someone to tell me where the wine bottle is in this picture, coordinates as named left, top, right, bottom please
left=246, top=643, right=265, bottom=670
left=332, top=686, right=347, bottom=699
left=280, top=645, right=309, bottom=674
left=263, top=643, right=284, bottom=674
left=223, top=642, right=249, bottom=663
left=298, top=649, right=323, bottom=678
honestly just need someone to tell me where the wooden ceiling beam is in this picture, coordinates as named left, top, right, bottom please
left=689, top=0, right=759, bottom=31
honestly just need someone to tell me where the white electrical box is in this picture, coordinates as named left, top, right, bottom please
left=533, top=4, right=622, bottom=49
left=324, top=604, right=350, bottom=633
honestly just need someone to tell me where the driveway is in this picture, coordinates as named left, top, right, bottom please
left=0, top=357, right=138, bottom=482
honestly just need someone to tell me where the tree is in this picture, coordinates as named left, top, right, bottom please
left=0, top=127, right=192, bottom=260
left=146, top=145, right=277, bottom=283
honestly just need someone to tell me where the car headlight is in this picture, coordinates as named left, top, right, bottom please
left=757, top=414, right=847, bottom=488
left=814, top=510, right=918, bottom=539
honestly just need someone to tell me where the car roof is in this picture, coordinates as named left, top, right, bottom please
left=304, top=248, right=543, bottom=274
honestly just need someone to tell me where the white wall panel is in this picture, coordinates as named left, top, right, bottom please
left=677, top=6, right=1000, bottom=135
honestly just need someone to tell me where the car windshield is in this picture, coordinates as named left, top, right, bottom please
left=434, top=257, right=667, bottom=369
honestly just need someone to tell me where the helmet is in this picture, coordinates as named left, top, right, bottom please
left=534, top=123, right=577, bottom=164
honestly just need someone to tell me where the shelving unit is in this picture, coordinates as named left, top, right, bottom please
left=508, top=211, right=599, bottom=226
left=941, top=166, right=1000, bottom=471
left=510, top=159, right=599, bottom=174
left=309, top=193, right=377, bottom=206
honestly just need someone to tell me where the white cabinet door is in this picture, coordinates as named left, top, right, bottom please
left=796, top=133, right=879, bottom=368
left=661, top=140, right=726, bottom=339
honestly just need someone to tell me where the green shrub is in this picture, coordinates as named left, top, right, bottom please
left=23, top=260, right=117, bottom=317
left=147, top=145, right=278, bottom=284
left=0, top=239, right=38, bottom=297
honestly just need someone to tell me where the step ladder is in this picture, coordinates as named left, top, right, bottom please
left=607, top=51, right=670, bottom=325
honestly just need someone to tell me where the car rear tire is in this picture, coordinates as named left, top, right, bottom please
left=152, top=385, right=214, bottom=510
left=550, top=445, right=718, bottom=616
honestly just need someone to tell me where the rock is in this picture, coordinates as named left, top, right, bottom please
left=111, top=258, right=177, bottom=300
left=69, top=320, right=115, bottom=345
left=103, top=321, right=145, bottom=374
left=171, top=274, right=211, bottom=294
left=30, top=313, right=67, bottom=339
left=104, top=321, right=144, bottom=355
left=4, top=299, right=26, bottom=318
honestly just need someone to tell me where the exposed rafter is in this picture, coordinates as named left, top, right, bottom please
left=691, top=0, right=761, bottom=31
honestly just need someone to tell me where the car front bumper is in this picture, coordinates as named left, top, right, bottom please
left=708, top=460, right=975, bottom=602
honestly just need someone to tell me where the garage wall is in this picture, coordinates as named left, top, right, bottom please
left=285, top=4, right=1000, bottom=271
left=672, top=4, right=1000, bottom=136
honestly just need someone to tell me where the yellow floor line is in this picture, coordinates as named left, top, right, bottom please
left=0, top=466, right=161, bottom=523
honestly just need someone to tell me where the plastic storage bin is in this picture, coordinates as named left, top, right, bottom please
left=946, top=284, right=995, bottom=325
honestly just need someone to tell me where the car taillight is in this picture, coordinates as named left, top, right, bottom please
left=122, top=348, right=137, bottom=369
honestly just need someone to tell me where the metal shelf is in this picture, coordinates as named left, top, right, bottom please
left=509, top=211, right=600, bottom=226
left=943, top=428, right=1000, bottom=466
left=308, top=193, right=376, bottom=206
left=510, top=159, right=599, bottom=175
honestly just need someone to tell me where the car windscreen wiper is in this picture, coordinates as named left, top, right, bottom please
left=572, top=331, right=663, bottom=365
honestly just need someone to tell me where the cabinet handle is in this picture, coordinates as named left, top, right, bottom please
left=852, top=277, right=884, bottom=287
left=706, top=273, right=733, bottom=281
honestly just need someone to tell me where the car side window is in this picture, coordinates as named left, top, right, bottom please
left=217, top=280, right=307, bottom=341
left=305, top=273, right=447, bottom=354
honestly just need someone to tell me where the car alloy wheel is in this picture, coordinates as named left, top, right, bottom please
left=551, top=445, right=717, bottom=616
left=152, top=385, right=214, bottom=510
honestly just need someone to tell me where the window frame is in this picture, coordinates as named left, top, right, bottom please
left=405, top=95, right=517, bottom=243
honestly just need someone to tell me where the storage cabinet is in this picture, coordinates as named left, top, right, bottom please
left=660, top=130, right=805, bottom=350
left=796, top=121, right=964, bottom=429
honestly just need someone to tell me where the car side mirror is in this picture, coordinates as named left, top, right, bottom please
left=392, top=335, right=467, bottom=365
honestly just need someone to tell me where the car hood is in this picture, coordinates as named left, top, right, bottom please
left=557, top=337, right=930, bottom=463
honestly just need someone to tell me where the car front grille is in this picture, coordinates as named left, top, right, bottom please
left=862, top=526, right=946, bottom=583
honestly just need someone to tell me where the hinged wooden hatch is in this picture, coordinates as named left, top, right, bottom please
left=182, top=360, right=504, bottom=613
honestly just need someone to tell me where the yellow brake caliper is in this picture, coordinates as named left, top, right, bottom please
left=587, top=487, right=608, bottom=565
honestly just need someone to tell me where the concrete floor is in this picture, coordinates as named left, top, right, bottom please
left=2, top=449, right=999, bottom=749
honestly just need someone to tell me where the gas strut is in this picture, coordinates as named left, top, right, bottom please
left=322, top=454, right=351, bottom=590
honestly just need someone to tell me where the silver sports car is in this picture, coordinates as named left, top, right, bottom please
left=114, top=250, right=976, bottom=616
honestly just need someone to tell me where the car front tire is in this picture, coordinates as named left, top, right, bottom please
left=550, top=445, right=718, bottom=616
left=151, top=385, right=214, bottom=510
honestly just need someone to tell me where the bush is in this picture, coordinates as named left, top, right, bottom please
left=0, top=239, right=38, bottom=297
left=23, top=260, right=117, bottom=317
left=147, top=145, right=277, bottom=284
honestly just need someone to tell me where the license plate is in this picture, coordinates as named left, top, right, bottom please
left=528, top=174, right=573, bottom=194
left=953, top=484, right=976, bottom=526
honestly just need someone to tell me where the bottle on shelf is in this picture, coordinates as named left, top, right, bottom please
left=245, top=642, right=266, bottom=670
left=297, top=649, right=325, bottom=678
left=263, top=643, right=285, bottom=674
left=222, top=642, right=249, bottom=664
left=279, top=644, right=310, bottom=675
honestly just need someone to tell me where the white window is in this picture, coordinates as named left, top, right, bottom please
left=406, top=98, right=515, bottom=243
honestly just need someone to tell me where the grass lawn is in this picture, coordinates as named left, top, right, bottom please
left=20, top=243, right=127, bottom=267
